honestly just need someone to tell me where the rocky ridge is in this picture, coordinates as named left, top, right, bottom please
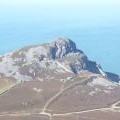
left=0, top=37, right=119, bottom=82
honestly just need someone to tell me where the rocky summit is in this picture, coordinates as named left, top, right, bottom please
left=0, top=37, right=119, bottom=82
left=0, top=38, right=120, bottom=120
left=0, top=37, right=108, bottom=81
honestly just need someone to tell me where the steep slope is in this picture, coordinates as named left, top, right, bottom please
left=0, top=38, right=120, bottom=120
left=0, top=38, right=112, bottom=81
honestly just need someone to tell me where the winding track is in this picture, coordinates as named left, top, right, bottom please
left=56, top=61, right=73, bottom=74
left=42, top=77, right=92, bottom=113
left=0, top=77, right=120, bottom=119
left=0, top=104, right=119, bottom=117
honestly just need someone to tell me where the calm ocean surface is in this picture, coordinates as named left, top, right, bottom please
left=0, top=1, right=120, bottom=75
left=0, top=25, right=119, bottom=75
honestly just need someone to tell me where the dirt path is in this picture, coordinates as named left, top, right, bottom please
left=42, top=77, right=92, bottom=113
left=0, top=101, right=120, bottom=119
left=0, top=77, right=120, bottom=119
left=56, top=61, right=73, bottom=73
left=0, top=108, right=108, bottom=117
left=111, top=100, right=120, bottom=109
left=52, top=107, right=109, bottom=117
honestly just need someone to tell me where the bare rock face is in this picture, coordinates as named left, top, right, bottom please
left=0, top=37, right=119, bottom=81
left=50, top=38, right=78, bottom=58
left=1, top=38, right=120, bottom=120
left=37, top=38, right=84, bottom=60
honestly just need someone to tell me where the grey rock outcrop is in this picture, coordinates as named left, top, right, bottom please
left=0, top=37, right=119, bottom=82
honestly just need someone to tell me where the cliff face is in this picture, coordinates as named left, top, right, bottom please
left=0, top=37, right=119, bottom=81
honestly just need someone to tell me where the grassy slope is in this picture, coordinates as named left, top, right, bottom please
left=0, top=78, right=16, bottom=94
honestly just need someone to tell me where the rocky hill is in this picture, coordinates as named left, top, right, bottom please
left=0, top=38, right=120, bottom=120
left=0, top=38, right=109, bottom=80
left=0, top=37, right=117, bottom=82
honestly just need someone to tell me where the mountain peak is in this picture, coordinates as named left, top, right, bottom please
left=51, top=37, right=76, bottom=50
left=49, top=37, right=78, bottom=59
left=0, top=38, right=119, bottom=82
left=52, top=37, right=73, bottom=42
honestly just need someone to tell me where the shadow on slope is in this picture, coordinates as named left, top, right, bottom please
left=106, top=72, right=120, bottom=83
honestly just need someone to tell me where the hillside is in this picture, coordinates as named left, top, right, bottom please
left=0, top=38, right=120, bottom=120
